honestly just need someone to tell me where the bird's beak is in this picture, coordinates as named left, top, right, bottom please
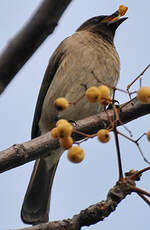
left=108, top=17, right=128, bottom=29
left=101, top=10, right=128, bottom=29
left=101, top=11, right=120, bottom=23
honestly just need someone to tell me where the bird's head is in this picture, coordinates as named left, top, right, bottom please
left=77, top=10, right=128, bottom=43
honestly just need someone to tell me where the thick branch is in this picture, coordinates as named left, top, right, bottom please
left=16, top=178, right=134, bottom=230
left=0, top=97, right=150, bottom=173
left=0, top=0, right=72, bottom=94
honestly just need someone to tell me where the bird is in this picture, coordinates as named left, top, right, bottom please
left=21, top=10, right=127, bottom=225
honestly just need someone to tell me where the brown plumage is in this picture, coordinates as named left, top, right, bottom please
left=21, top=14, right=127, bottom=224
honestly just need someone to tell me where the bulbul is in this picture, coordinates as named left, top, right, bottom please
left=21, top=11, right=127, bottom=224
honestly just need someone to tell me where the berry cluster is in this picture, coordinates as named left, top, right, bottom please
left=52, top=66, right=150, bottom=165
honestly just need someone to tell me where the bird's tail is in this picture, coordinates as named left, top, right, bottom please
left=21, top=149, right=62, bottom=225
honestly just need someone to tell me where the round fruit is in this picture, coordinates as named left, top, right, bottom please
left=59, top=137, right=73, bottom=149
left=51, top=128, right=58, bottom=138
left=85, top=87, right=100, bottom=103
left=56, top=119, right=68, bottom=127
left=67, top=146, right=84, bottom=163
left=54, top=97, right=69, bottom=111
left=137, top=86, right=150, bottom=104
left=146, top=130, right=150, bottom=141
left=97, top=129, right=110, bottom=143
left=57, top=123, right=73, bottom=138
left=98, top=85, right=111, bottom=106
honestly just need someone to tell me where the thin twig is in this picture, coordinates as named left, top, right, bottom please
left=136, top=143, right=150, bottom=164
left=118, top=131, right=150, bottom=164
left=73, top=129, right=96, bottom=138
left=70, top=93, right=85, bottom=105
left=131, top=186, right=150, bottom=198
left=114, top=104, right=132, bottom=136
left=137, top=193, right=150, bottom=206
left=104, top=107, right=114, bottom=129
left=113, top=126, right=123, bottom=180
left=136, top=133, right=146, bottom=142
left=76, top=137, right=89, bottom=145
left=130, top=166, right=150, bottom=180
left=127, top=64, right=150, bottom=90
left=119, top=97, right=135, bottom=109
left=91, top=70, right=128, bottom=94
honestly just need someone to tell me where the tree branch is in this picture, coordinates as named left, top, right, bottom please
left=0, top=97, right=150, bottom=173
left=16, top=176, right=135, bottom=230
left=0, top=0, right=72, bottom=94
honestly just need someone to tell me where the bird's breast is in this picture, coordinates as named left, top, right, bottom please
left=39, top=31, right=120, bottom=134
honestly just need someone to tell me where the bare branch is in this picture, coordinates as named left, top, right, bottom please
left=16, top=178, right=134, bottom=230
left=0, top=0, right=72, bottom=94
left=127, top=64, right=150, bottom=90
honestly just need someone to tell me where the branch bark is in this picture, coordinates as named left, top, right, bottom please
left=0, top=97, right=150, bottom=173
left=0, top=0, right=72, bottom=94
left=16, top=177, right=135, bottom=230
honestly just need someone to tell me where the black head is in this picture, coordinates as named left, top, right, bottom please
left=77, top=14, right=127, bottom=43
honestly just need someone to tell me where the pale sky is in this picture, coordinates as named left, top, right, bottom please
left=0, top=1, right=150, bottom=229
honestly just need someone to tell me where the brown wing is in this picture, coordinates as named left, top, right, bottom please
left=31, top=40, right=65, bottom=139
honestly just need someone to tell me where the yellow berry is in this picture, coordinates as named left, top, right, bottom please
left=57, top=123, right=73, bottom=138
left=85, top=87, right=100, bottom=103
left=146, top=131, right=150, bottom=141
left=97, top=129, right=110, bottom=143
left=59, top=137, right=73, bottom=149
left=137, top=86, right=150, bottom=104
left=54, top=97, right=69, bottom=111
left=98, top=85, right=111, bottom=106
left=56, top=119, right=68, bottom=127
left=67, top=146, right=84, bottom=163
left=118, top=5, right=128, bottom=16
left=51, top=128, right=58, bottom=138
